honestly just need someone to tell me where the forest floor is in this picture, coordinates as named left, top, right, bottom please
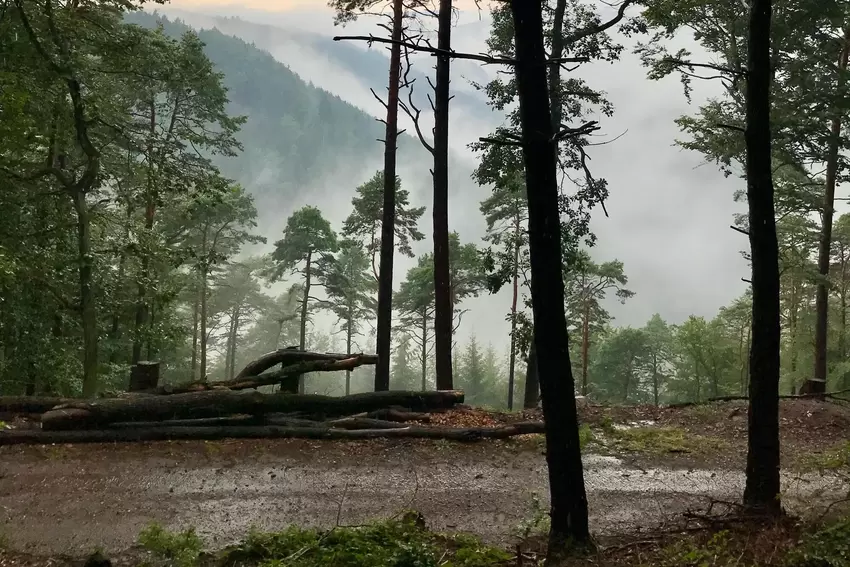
left=0, top=398, right=848, bottom=565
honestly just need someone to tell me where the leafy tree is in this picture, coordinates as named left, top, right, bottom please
left=331, top=0, right=406, bottom=393
left=342, top=170, right=425, bottom=280
left=590, top=327, right=650, bottom=403
left=479, top=171, right=529, bottom=409
left=315, top=239, right=376, bottom=394
left=395, top=256, right=435, bottom=391
left=267, top=206, right=338, bottom=390
left=179, top=180, right=265, bottom=380
left=642, top=314, right=675, bottom=406
left=564, top=251, right=635, bottom=396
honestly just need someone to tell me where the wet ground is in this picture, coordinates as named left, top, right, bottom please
left=0, top=438, right=846, bottom=558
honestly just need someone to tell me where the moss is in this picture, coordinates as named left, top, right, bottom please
left=138, top=523, right=204, bottom=567
left=603, top=425, right=727, bottom=455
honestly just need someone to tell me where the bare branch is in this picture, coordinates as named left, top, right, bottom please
left=333, top=35, right=589, bottom=66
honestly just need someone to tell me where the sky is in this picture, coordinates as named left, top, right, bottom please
left=154, top=0, right=753, bottom=356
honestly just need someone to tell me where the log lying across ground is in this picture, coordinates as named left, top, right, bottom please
left=143, top=352, right=379, bottom=395
left=41, top=390, right=465, bottom=431
left=0, top=396, right=78, bottom=416
left=0, top=421, right=544, bottom=446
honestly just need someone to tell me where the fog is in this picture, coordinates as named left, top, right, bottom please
left=153, top=1, right=751, bottom=353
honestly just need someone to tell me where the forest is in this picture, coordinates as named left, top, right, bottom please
left=1, top=0, right=850, bottom=565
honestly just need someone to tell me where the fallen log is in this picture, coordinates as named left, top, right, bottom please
left=0, top=421, right=544, bottom=446
left=142, top=356, right=377, bottom=395
left=235, top=349, right=378, bottom=380
left=41, top=390, right=465, bottom=431
left=364, top=408, right=432, bottom=423
left=0, top=396, right=77, bottom=415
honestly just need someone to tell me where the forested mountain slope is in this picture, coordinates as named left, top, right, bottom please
left=124, top=12, right=434, bottom=229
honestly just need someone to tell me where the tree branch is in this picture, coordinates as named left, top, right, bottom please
left=333, top=35, right=589, bottom=66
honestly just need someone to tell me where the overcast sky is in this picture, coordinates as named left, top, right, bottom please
left=156, top=0, right=752, bottom=355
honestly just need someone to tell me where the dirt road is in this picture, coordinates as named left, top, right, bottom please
left=0, top=438, right=844, bottom=557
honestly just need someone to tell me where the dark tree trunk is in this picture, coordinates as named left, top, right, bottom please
left=742, top=0, right=782, bottom=516
left=810, top=28, right=850, bottom=395
left=581, top=302, right=590, bottom=396
left=524, top=341, right=540, bottom=409
left=191, top=296, right=200, bottom=381
left=374, top=0, right=404, bottom=392
left=345, top=319, right=353, bottom=396
left=129, top=362, right=160, bottom=392
left=511, top=0, right=590, bottom=553
left=72, top=190, right=98, bottom=398
left=421, top=311, right=428, bottom=391
left=433, top=0, right=454, bottom=392
left=40, top=389, right=465, bottom=431
left=508, top=216, right=520, bottom=410
left=652, top=352, right=659, bottom=407
left=298, top=250, right=312, bottom=394
left=2, top=420, right=545, bottom=447
left=229, top=310, right=239, bottom=381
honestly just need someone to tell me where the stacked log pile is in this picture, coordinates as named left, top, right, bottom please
left=0, top=349, right=544, bottom=446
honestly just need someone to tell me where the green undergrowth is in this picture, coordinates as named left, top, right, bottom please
left=797, top=441, right=850, bottom=473
left=597, top=419, right=727, bottom=455
left=137, top=513, right=513, bottom=567
left=785, top=515, right=850, bottom=566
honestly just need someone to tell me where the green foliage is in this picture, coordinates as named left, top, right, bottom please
left=603, top=426, right=728, bottom=456
left=138, top=523, right=204, bottom=567
left=656, top=530, right=735, bottom=567
left=515, top=492, right=551, bottom=539
left=342, top=171, right=425, bottom=268
left=785, top=517, right=850, bottom=567
left=139, top=517, right=510, bottom=567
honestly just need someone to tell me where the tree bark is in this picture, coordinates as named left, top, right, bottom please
left=129, top=362, right=160, bottom=392
left=40, top=389, right=465, bottom=431
left=236, top=349, right=377, bottom=380
left=810, top=27, right=850, bottom=395
left=742, top=0, right=782, bottom=516
left=199, top=229, right=209, bottom=381
left=433, top=0, right=454, bottom=392
left=374, top=0, right=404, bottom=393
left=652, top=352, right=659, bottom=407
left=297, top=249, right=313, bottom=393
left=508, top=216, right=520, bottom=410
left=345, top=320, right=353, bottom=395
left=191, top=296, right=200, bottom=381
left=524, top=341, right=540, bottom=409
left=421, top=311, right=428, bottom=391
left=2, top=420, right=543, bottom=446
left=511, top=0, right=590, bottom=553
left=72, top=190, right=98, bottom=398
left=581, top=301, right=590, bottom=396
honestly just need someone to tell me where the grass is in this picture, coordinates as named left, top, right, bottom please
left=599, top=424, right=728, bottom=455
left=797, top=441, right=850, bottom=473
left=137, top=514, right=513, bottom=567
left=133, top=514, right=850, bottom=567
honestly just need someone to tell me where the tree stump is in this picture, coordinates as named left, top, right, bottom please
left=129, top=362, right=160, bottom=392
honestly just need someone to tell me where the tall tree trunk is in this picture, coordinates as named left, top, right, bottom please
left=229, top=311, right=239, bottom=381
left=191, top=297, right=200, bottom=381
left=507, top=216, right=520, bottom=410
left=298, top=249, right=312, bottom=394
left=108, top=202, right=133, bottom=364
left=511, top=0, right=590, bottom=553
left=72, top=190, right=98, bottom=398
left=421, top=312, right=428, bottom=391
left=524, top=341, right=540, bottom=409
left=581, top=301, right=590, bottom=396
left=652, top=352, right=659, bottom=407
left=199, top=231, right=209, bottom=382
left=374, top=0, right=404, bottom=392
left=433, top=0, right=454, bottom=392
left=742, top=0, right=782, bottom=516
left=346, top=318, right=353, bottom=396
left=810, top=28, right=850, bottom=395
left=132, top=104, right=158, bottom=364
